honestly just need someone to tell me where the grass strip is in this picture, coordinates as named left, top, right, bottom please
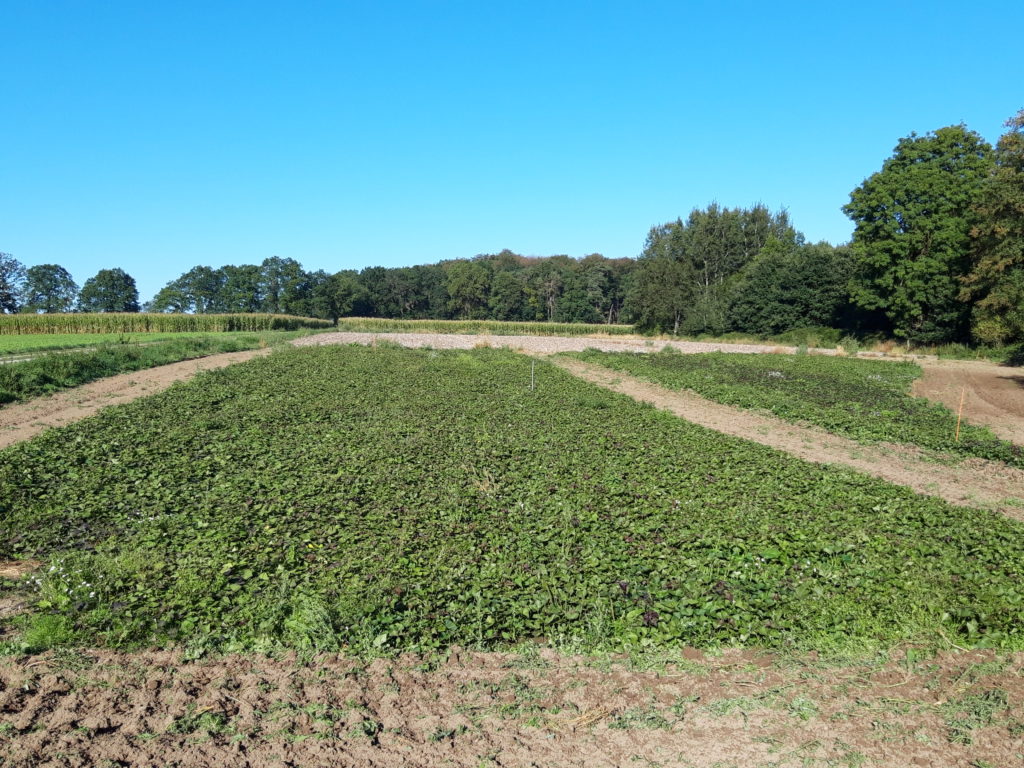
left=0, top=332, right=303, bottom=404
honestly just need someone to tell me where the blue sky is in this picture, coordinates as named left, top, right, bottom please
left=2, top=1, right=1022, bottom=303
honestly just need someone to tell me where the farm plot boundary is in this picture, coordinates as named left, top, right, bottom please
left=0, top=348, right=270, bottom=449
left=2, top=647, right=1022, bottom=768
left=552, top=357, right=1024, bottom=520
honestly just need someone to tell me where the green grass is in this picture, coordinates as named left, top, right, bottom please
left=569, top=348, right=1024, bottom=467
left=2, top=346, right=1023, bottom=655
left=0, top=331, right=315, bottom=404
left=0, top=330, right=303, bottom=356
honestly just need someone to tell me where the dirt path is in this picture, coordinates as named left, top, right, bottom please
left=914, top=359, right=1024, bottom=445
left=1, top=647, right=1020, bottom=768
left=554, top=358, right=1024, bottom=520
left=291, top=330, right=834, bottom=356
left=0, top=349, right=270, bottom=450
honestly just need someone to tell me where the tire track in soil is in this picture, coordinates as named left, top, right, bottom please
left=552, top=357, right=1024, bottom=521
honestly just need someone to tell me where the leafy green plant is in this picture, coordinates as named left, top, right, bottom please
left=0, top=332, right=308, bottom=404
left=569, top=348, right=1024, bottom=467
left=2, top=346, right=1024, bottom=654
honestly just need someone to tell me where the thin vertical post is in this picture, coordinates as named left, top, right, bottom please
left=955, top=386, right=966, bottom=442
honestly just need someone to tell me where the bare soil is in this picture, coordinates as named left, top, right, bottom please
left=0, top=349, right=269, bottom=451
left=290, top=330, right=830, bottom=356
left=914, top=359, right=1024, bottom=445
left=0, top=647, right=1021, bottom=768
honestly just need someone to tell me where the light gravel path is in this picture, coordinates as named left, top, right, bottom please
left=290, top=331, right=840, bottom=356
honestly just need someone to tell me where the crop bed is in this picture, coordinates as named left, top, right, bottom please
left=2, top=346, right=1023, bottom=654
left=571, top=349, right=1024, bottom=467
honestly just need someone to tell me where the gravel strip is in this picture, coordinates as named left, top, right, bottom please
left=291, top=331, right=842, bottom=356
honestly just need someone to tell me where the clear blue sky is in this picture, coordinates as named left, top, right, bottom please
left=3, top=1, right=1022, bottom=303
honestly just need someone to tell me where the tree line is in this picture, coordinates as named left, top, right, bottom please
left=2, top=108, right=1021, bottom=346
left=0, top=261, right=140, bottom=315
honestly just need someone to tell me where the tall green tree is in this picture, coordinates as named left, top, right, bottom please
left=844, top=125, right=993, bottom=344
left=488, top=270, right=531, bottom=320
left=78, top=268, right=140, bottom=312
left=308, top=270, right=365, bottom=322
left=20, top=264, right=78, bottom=313
left=149, top=266, right=223, bottom=313
left=961, top=109, right=1024, bottom=345
left=0, top=252, right=26, bottom=314
left=624, top=205, right=794, bottom=334
left=681, top=203, right=796, bottom=334
left=259, top=256, right=307, bottom=314
left=219, top=264, right=264, bottom=312
left=730, top=240, right=853, bottom=335
left=445, top=260, right=491, bottom=318
left=625, top=224, right=693, bottom=334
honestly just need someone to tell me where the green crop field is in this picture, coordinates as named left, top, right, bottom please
left=570, top=348, right=1024, bottom=467
left=0, top=312, right=333, bottom=336
left=2, top=345, right=1022, bottom=656
left=0, top=330, right=310, bottom=357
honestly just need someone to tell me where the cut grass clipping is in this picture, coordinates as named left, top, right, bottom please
left=570, top=348, right=1024, bottom=468
left=2, top=346, right=1023, bottom=654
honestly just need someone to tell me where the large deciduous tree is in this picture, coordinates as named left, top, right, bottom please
left=78, top=268, right=140, bottom=312
left=445, top=260, right=491, bottom=319
left=844, top=125, right=993, bottom=344
left=729, top=240, right=853, bottom=336
left=20, top=264, right=78, bottom=313
left=961, top=109, right=1024, bottom=345
left=219, top=264, right=264, bottom=312
left=625, top=224, right=693, bottom=334
left=624, top=204, right=795, bottom=334
left=259, top=256, right=307, bottom=315
left=0, top=252, right=26, bottom=313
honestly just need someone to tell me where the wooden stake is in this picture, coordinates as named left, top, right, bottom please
left=954, top=386, right=966, bottom=442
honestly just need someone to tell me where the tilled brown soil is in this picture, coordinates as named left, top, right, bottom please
left=914, top=359, right=1024, bottom=446
left=1, top=647, right=1021, bottom=768
left=554, top=358, right=1024, bottom=521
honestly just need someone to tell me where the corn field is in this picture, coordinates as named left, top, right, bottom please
left=333, top=318, right=638, bottom=336
left=0, top=313, right=334, bottom=335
